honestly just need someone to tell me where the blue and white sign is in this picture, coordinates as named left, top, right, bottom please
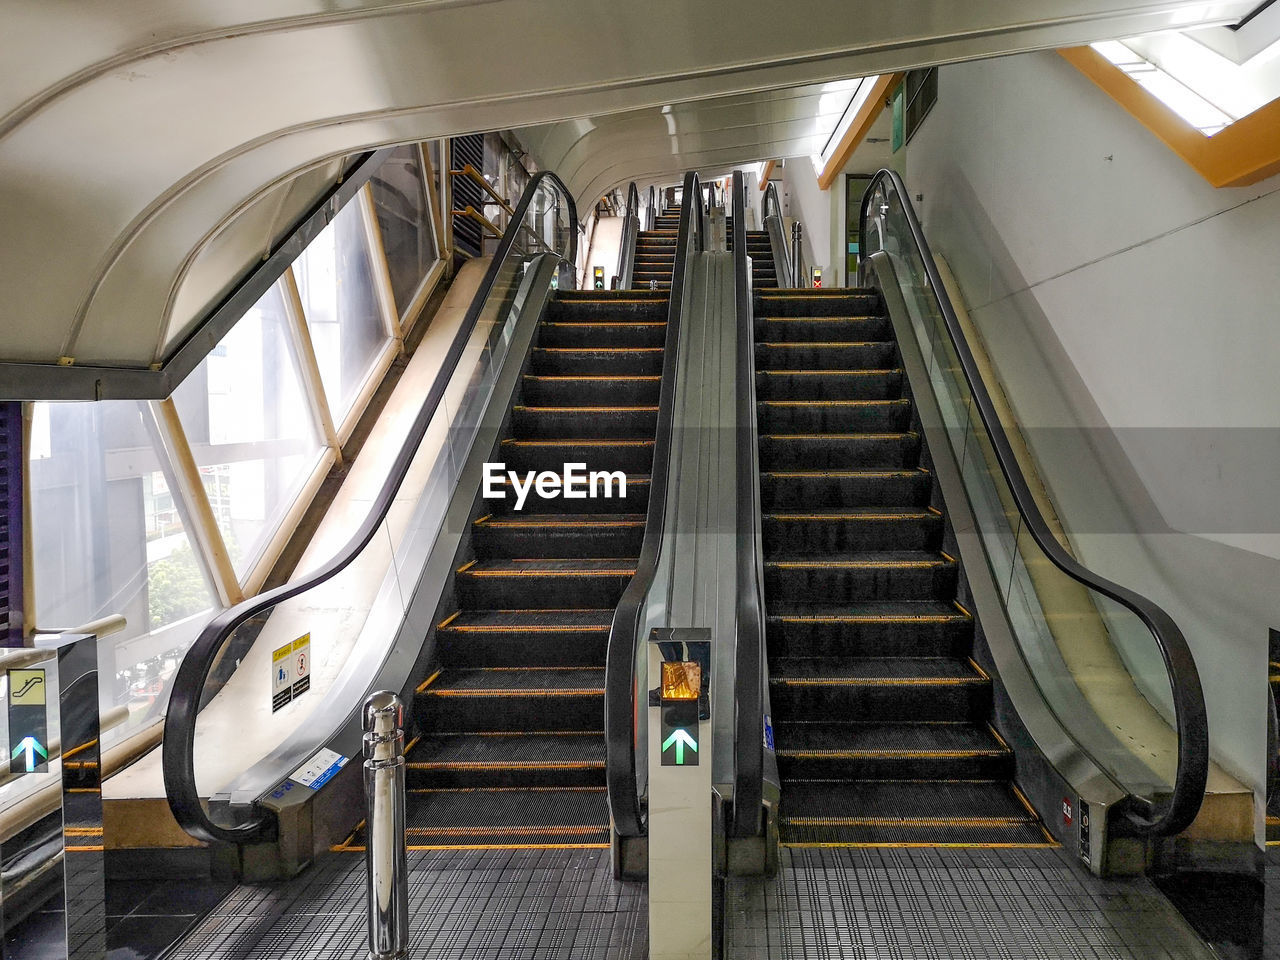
left=289, top=747, right=348, bottom=790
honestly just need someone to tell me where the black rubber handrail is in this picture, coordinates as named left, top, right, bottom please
left=859, top=168, right=1208, bottom=836
left=163, top=170, right=579, bottom=845
left=729, top=170, right=768, bottom=838
left=644, top=185, right=656, bottom=231
left=616, top=182, right=640, bottom=289
left=605, top=170, right=703, bottom=838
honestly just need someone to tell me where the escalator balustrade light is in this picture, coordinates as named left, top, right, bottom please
left=661, top=661, right=701, bottom=701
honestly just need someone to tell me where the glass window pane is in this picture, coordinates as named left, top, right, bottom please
left=294, top=201, right=391, bottom=423
left=29, top=400, right=216, bottom=742
left=172, top=284, right=323, bottom=578
left=370, top=146, right=438, bottom=318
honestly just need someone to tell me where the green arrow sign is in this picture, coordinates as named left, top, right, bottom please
left=11, top=735, right=48, bottom=773
left=661, top=728, right=698, bottom=765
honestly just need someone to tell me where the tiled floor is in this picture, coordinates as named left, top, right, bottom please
left=4, top=877, right=234, bottom=960
left=168, top=848, right=646, bottom=960
left=724, top=847, right=1217, bottom=960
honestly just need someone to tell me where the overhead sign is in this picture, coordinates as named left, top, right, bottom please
left=7, top=668, right=49, bottom=774
left=272, top=633, right=312, bottom=712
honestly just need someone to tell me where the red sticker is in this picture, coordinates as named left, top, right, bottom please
left=1062, top=797, right=1073, bottom=826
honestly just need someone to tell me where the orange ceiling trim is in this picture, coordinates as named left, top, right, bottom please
left=817, top=73, right=904, bottom=190
left=1059, top=45, right=1280, bottom=188
left=758, top=159, right=777, bottom=188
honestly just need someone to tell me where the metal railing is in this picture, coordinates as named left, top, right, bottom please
left=604, top=170, right=705, bottom=839
left=163, top=171, right=578, bottom=845
left=728, top=170, right=769, bottom=839
left=859, top=168, right=1207, bottom=836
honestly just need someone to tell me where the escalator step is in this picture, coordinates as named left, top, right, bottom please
left=755, top=316, right=891, bottom=341
left=757, top=398, right=912, bottom=432
left=498, top=437, right=653, bottom=475
left=765, top=600, right=971, bottom=657
left=473, top=513, right=646, bottom=558
left=755, top=369, right=904, bottom=401
left=417, top=667, right=605, bottom=731
left=456, top=557, right=637, bottom=608
left=768, top=656, right=991, bottom=720
left=483, top=475, right=649, bottom=514
left=778, top=780, right=1049, bottom=845
left=510, top=404, right=659, bottom=439
left=762, top=507, right=942, bottom=553
left=435, top=609, right=613, bottom=667
left=545, top=295, right=667, bottom=323
left=388, top=787, right=608, bottom=847
left=529, top=347, right=664, bottom=376
left=538, top=322, right=666, bottom=349
left=755, top=291, right=882, bottom=317
left=760, top=468, right=932, bottom=508
left=755, top=341, right=897, bottom=370
left=773, top=721, right=1012, bottom=780
left=758, top=431, right=920, bottom=470
left=764, top=551, right=958, bottom=602
left=521, top=375, right=661, bottom=406
left=406, top=733, right=605, bottom=788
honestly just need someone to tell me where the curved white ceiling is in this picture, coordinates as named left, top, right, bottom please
left=0, top=0, right=1256, bottom=397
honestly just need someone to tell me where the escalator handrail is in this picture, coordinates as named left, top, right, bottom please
left=163, top=170, right=579, bottom=845
left=645, top=185, right=656, bottom=231
left=729, top=170, right=767, bottom=838
left=858, top=167, right=1207, bottom=837
left=617, top=182, right=640, bottom=289
left=761, top=181, right=793, bottom=287
left=605, top=170, right=703, bottom=838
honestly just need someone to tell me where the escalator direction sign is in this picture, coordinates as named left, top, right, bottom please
left=593, top=266, right=605, bottom=290
left=7, top=668, right=49, bottom=774
left=271, top=634, right=312, bottom=712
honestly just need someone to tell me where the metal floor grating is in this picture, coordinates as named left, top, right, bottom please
left=725, top=846, right=1216, bottom=960
left=167, top=848, right=645, bottom=960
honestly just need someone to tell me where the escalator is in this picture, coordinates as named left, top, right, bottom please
left=726, top=219, right=777, bottom=288
left=373, top=289, right=669, bottom=848
left=631, top=206, right=680, bottom=289
left=753, top=287, right=1049, bottom=845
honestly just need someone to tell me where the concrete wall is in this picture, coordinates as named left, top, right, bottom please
left=903, top=49, right=1279, bottom=815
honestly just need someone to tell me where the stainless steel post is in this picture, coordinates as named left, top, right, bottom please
left=363, top=691, right=408, bottom=960
left=791, top=222, right=804, bottom=288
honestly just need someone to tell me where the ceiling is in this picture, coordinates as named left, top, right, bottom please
left=0, top=0, right=1259, bottom=398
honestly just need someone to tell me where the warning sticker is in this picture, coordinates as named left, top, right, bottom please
left=272, top=633, right=311, bottom=712
left=290, top=747, right=347, bottom=790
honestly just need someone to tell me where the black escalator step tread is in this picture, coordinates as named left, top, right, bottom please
left=484, top=475, right=649, bottom=514
left=530, top=347, right=664, bottom=376
left=455, top=557, right=637, bottom=608
left=765, top=600, right=972, bottom=656
left=760, top=468, right=932, bottom=508
left=758, top=432, right=920, bottom=470
left=774, top=722, right=1011, bottom=779
left=473, top=513, right=645, bottom=558
left=545, top=294, right=667, bottom=323
left=418, top=668, right=605, bottom=732
left=755, top=317, right=889, bottom=342
left=406, top=733, right=604, bottom=787
left=538, top=322, right=666, bottom=349
left=521, top=375, right=661, bottom=405
left=498, top=438, right=653, bottom=475
left=757, top=398, right=912, bottom=432
left=779, top=781, right=1050, bottom=846
left=510, top=404, right=658, bottom=439
left=770, top=656, right=985, bottom=682
left=763, top=507, right=942, bottom=553
left=765, top=550, right=958, bottom=602
left=756, top=341, right=897, bottom=370
left=755, top=290, right=882, bottom=317
left=755, top=369, right=902, bottom=401
left=436, top=608, right=612, bottom=667
left=401, top=787, right=609, bottom=846
left=769, top=657, right=989, bottom=721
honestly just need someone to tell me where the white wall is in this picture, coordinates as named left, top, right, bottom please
left=904, top=50, right=1278, bottom=814
left=780, top=156, right=833, bottom=283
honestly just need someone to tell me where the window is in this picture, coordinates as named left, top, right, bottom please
left=172, top=283, right=323, bottom=578
left=903, top=68, right=938, bottom=146
left=369, top=146, right=438, bottom=321
left=29, top=400, right=216, bottom=740
left=294, top=201, right=392, bottom=425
